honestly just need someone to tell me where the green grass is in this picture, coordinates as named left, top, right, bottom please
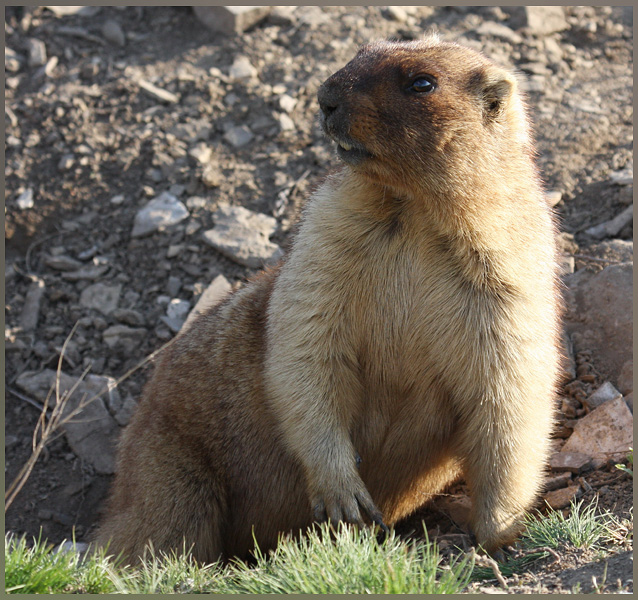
left=4, top=534, right=115, bottom=594
left=521, top=497, right=628, bottom=552
left=5, top=523, right=473, bottom=594
left=7, top=499, right=631, bottom=594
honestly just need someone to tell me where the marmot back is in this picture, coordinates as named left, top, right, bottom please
left=96, top=37, right=560, bottom=564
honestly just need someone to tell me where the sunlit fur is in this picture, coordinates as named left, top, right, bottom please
left=96, top=38, right=560, bottom=564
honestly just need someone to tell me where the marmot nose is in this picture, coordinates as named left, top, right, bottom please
left=317, top=85, right=339, bottom=118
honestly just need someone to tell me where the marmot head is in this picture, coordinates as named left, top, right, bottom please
left=318, top=38, right=532, bottom=198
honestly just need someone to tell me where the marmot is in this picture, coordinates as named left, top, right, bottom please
left=96, top=37, right=560, bottom=564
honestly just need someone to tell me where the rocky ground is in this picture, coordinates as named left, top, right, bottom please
left=4, top=6, right=633, bottom=593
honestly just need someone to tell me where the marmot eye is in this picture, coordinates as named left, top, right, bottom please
left=409, top=76, right=436, bottom=93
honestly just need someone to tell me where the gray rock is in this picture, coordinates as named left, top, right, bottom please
left=229, top=55, right=258, bottom=81
left=131, top=192, right=189, bottom=238
left=475, top=21, right=523, bottom=44
left=544, top=471, right=572, bottom=491
left=561, top=396, right=633, bottom=468
left=188, top=142, right=213, bottom=165
left=278, top=113, right=295, bottom=132
left=564, top=263, right=632, bottom=384
left=584, top=204, right=633, bottom=239
left=192, top=6, right=271, bottom=35
left=617, top=359, right=633, bottom=395
left=186, top=196, right=208, bottom=210
left=44, top=6, right=101, bottom=17
left=137, top=79, right=179, bottom=104
left=583, top=382, right=622, bottom=411
left=16, top=189, right=34, bottom=210
left=505, top=6, right=568, bottom=35
left=101, top=19, right=125, bottom=47
left=545, top=190, right=562, bottom=207
left=112, top=308, right=145, bottom=327
left=114, top=394, right=137, bottom=427
left=61, top=264, right=109, bottom=281
left=610, top=167, right=633, bottom=186
left=182, top=274, right=232, bottom=332
left=110, top=194, right=125, bottom=205
left=223, top=125, right=254, bottom=148
left=160, top=298, right=191, bottom=333
left=26, top=38, right=47, bottom=67
left=549, top=451, right=592, bottom=474
left=102, top=325, right=147, bottom=353
left=166, top=275, right=182, bottom=297
left=15, top=369, right=119, bottom=474
left=202, top=205, right=283, bottom=268
left=559, top=331, right=576, bottom=383
left=278, top=94, right=297, bottom=113
left=385, top=6, right=408, bottom=23
left=79, top=283, right=122, bottom=315
left=19, top=278, right=45, bottom=332
left=45, top=255, right=82, bottom=271
left=543, top=485, right=581, bottom=510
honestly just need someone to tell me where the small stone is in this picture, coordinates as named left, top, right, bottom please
left=19, top=278, right=45, bottom=332
left=549, top=452, right=591, bottom=474
left=45, top=255, right=82, bottom=271
left=544, top=471, right=572, bottom=491
left=114, top=394, right=137, bottom=427
left=161, top=298, right=191, bottom=333
left=229, top=55, right=258, bottom=80
left=102, top=325, right=147, bottom=352
left=543, top=485, right=580, bottom=510
left=137, top=79, right=179, bottom=104
left=202, top=205, right=283, bottom=268
left=182, top=274, right=232, bottom=332
left=57, top=154, right=74, bottom=171
left=202, top=164, right=223, bottom=187
left=617, top=360, right=633, bottom=395
left=112, top=308, right=145, bottom=327
left=506, top=6, right=568, bottom=35
left=101, top=19, right=125, bottom=47
left=166, top=276, right=182, bottom=297
left=278, top=94, right=297, bottom=113
left=475, top=21, right=523, bottom=44
left=16, top=189, right=34, bottom=210
left=61, top=264, right=109, bottom=281
left=224, top=125, right=254, bottom=148
left=166, top=244, right=184, bottom=259
left=385, top=6, right=408, bottom=22
left=583, top=382, right=622, bottom=411
left=110, top=194, right=125, bottom=205
left=561, top=396, right=633, bottom=468
left=186, top=196, right=208, bottom=210
left=584, top=205, right=633, bottom=239
left=609, top=168, right=633, bottom=186
left=26, top=38, right=47, bottom=67
left=15, top=369, right=118, bottom=474
left=193, top=6, right=271, bottom=35
left=545, top=190, right=562, bottom=207
left=80, top=283, right=121, bottom=315
left=278, top=113, right=295, bottom=132
left=188, top=143, right=213, bottom=165
left=131, top=192, right=189, bottom=238
left=55, top=541, right=89, bottom=556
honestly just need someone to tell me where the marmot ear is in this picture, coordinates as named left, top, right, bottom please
left=480, top=69, right=516, bottom=120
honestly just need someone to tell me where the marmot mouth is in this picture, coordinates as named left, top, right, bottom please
left=332, top=137, right=372, bottom=165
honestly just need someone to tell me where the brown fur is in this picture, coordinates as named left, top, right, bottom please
left=96, top=38, right=560, bottom=564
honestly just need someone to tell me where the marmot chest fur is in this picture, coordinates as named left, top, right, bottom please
left=97, top=38, right=560, bottom=564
